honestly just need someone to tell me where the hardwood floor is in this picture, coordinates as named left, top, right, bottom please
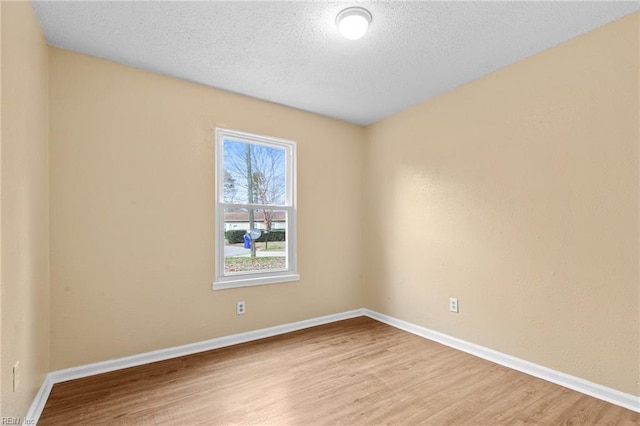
left=39, top=317, right=639, bottom=425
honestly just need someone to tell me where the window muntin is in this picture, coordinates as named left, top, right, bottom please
left=214, top=129, right=298, bottom=289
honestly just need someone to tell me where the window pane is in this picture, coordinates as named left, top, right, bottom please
left=215, top=128, right=297, bottom=289
left=223, top=139, right=286, bottom=205
left=224, top=208, right=287, bottom=275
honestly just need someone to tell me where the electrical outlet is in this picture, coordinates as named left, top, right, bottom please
left=12, top=362, right=19, bottom=392
left=449, top=298, right=459, bottom=313
left=236, top=301, right=246, bottom=315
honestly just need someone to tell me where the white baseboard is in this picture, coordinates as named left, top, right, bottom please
left=363, top=309, right=640, bottom=413
left=25, top=375, right=54, bottom=424
left=26, top=307, right=639, bottom=424
left=25, top=308, right=365, bottom=424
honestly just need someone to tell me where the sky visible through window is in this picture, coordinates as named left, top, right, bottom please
left=223, top=139, right=286, bottom=205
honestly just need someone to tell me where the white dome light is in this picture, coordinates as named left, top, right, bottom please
left=336, top=7, right=372, bottom=40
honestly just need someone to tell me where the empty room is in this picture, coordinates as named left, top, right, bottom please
left=2, top=0, right=639, bottom=424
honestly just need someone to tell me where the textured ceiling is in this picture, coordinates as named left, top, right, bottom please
left=32, top=1, right=640, bottom=125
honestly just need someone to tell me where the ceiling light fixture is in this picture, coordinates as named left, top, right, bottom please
left=336, top=7, right=372, bottom=40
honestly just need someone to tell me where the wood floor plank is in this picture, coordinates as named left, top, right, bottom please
left=39, top=317, right=639, bottom=425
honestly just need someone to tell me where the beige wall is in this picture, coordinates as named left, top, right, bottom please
left=48, top=48, right=365, bottom=370
left=1, top=1, right=3, bottom=415
left=1, top=1, right=50, bottom=417
left=364, top=13, right=640, bottom=396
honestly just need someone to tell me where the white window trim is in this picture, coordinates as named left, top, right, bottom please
left=213, top=128, right=299, bottom=290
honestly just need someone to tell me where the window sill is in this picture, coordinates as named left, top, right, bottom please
left=212, top=273, right=300, bottom=290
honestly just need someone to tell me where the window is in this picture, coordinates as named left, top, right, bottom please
left=213, top=128, right=298, bottom=289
